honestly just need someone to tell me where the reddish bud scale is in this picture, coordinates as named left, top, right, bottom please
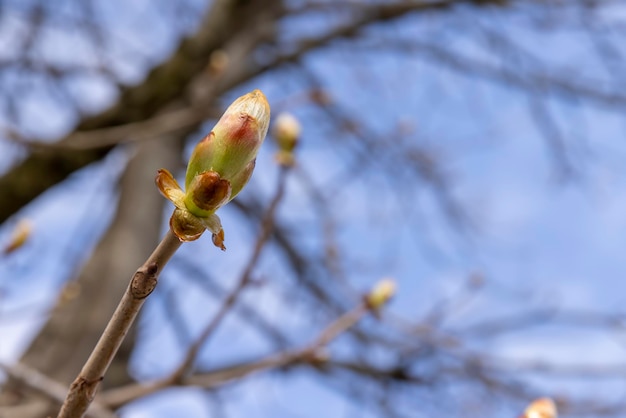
left=156, top=89, right=270, bottom=248
left=187, top=171, right=231, bottom=215
left=186, top=89, right=270, bottom=190
left=170, top=208, right=206, bottom=242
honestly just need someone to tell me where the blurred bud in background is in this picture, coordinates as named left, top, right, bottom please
left=3, top=219, right=33, bottom=255
left=366, top=278, right=397, bottom=311
left=273, top=112, right=301, bottom=167
left=519, top=398, right=557, bottom=418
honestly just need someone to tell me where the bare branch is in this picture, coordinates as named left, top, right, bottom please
left=57, top=230, right=182, bottom=418
left=100, top=301, right=373, bottom=409
left=0, top=362, right=115, bottom=418
left=98, top=164, right=292, bottom=409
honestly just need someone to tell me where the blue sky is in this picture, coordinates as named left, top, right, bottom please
left=2, top=1, right=626, bottom=417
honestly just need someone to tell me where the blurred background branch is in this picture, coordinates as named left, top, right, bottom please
left=1, top=0, right=626, bottom=417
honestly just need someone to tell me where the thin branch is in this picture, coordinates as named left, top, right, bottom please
left=190, top=303, right=371, bottom=388
left=482, top=357, right=626, bottom=379
left=459, top=308, right=626, bottom=337
left=171, top=258, right=289, bottom=348
left=0, top=0, right=509, bottom=223
left=229, top=0, right=490, bottom=92
left=99, top=165, right=292, bottom=409
left=0, top=0, right=278, bottom=223
left=0, top=362, right=115, bottom=418
left=157, top=281, right=194, bottom=349
left=174, top=166, right=291, bottom=374
left=527, top=93, right=573, bottom=178
left=359, top=37, right=626, bottom=109
left=57, top=229, right=183, bottom=418
left=2, top=104, right=221, bottom=151
left=101, top=302, right=371, bottom=408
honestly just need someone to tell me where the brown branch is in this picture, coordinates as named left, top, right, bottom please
left=3, top=103, right=221, bottom=151
left=360, top=37, right=626, bottom=108
left=483, top=357, right=626, bottom=379
left=56, top=229, right=182, bottom=418
left=174, top=166, right=290, bottom=372
left=192, top=302, right=372, bottom=385
left=100, top=301, right=371, bottom=409
left=225, top=0, right=491, bottom=91
left=10, top=133, right=184, bottom=401
left=0, top=0, right=500, bottom=224
left=460, top=308, right=626, bottom=337
left=99, top=165, right=291, bottom=409
left=0, top=0, right=281, bottom=223
left=189, top=303, right=370, bottom=388
left=171, top=258, right=289, bottom=348
left=0, top=362, right=115, bottom=418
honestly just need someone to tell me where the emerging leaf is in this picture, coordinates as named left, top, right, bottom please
left=186, top=89, right=270, bottom=187
left=156, top=89, right=270, bottom=249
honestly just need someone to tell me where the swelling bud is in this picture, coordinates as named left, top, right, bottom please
left=273, top=112, right=301, bottom=167
left=156, top=90, right=271, bottom=249
left=365, top=278, right=396, bottom=310
left=520, top=398, right=557, bottom=418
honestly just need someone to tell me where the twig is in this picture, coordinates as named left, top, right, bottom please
left=99, top=166, right=291, bottom=409
left=172, top=258, right=289, bottom=348
left=173, top=165, right=290, bottom=377
left=191, top=302, right=371, bottom=387
left=0, top=362, right=115, bottom=418
left=101, top=301, right=370, bottom=408
left=2, top=104, right=220, bottom=152
left=57, top=229, right=182, bottom=418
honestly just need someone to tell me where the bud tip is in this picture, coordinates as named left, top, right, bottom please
left=3, top=219, right=33, bottom=255
left=366, top=278, right=397, bottom=310
left=522, top=398, right=557, bottom=418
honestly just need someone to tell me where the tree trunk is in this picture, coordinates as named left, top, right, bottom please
left=0, top=134, right=183, bottom=416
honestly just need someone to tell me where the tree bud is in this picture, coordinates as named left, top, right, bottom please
left=520, top=398, right=557, bottom=418
left=273, top=112, right=301, bottom=153
left=3, top=219, right=32, bottom=255
left=156, top=89, right=270, bottom=247
left=186, top=89, right=270, bottom=190
left=366, top=278, right=396, bottom=310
